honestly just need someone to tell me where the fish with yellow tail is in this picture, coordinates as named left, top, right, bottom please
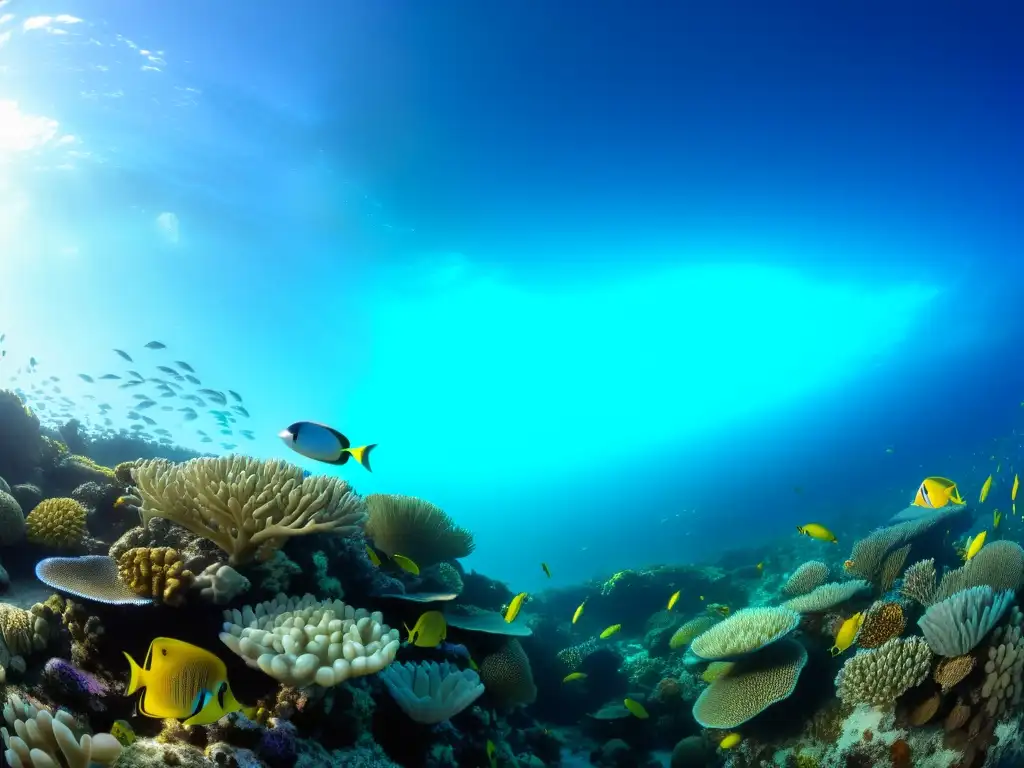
left=980, top=475, right=993, bottom=504
left=599, top=624, right=621, bottom=639
left=405, top=611, right=447, bottom=647
left=913, top=476, right=965, bottom=508
left=572, top=601, right=585, bottom=624
left=124, top=638, right=258, bottom=726
left=667, top=590, right=680, bottom=611
left=796, top=523, right=838, bottom=544
left=719, top=733, right=742, bottom=750
left=278, top=421, right=377, bottom=471
left=623, top=698, right=649, bottom=719
left=504, top=592, right=528, bottom=623
left=1013, top=474, right=1020, bottom=502
left=830, top=612, right=863, bottom=656
left=963, top=531, right=987, bottom=561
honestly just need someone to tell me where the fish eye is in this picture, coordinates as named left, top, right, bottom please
left=161, top=649, right=167, bottom=656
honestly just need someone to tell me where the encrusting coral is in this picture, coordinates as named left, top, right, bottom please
left=364, top=494, right=475, bottom=567
left=132, top=456, right=366, bottom=564
left=116, top=546, right=194, bottom=606
left=1, top=693, right=122, bottom=768
left=25, top=498, right=88, bottom=548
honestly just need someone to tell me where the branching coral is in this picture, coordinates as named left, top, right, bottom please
left=834, top=637, right=932, bottom=706
left=689, top=607, right=800, bottom=660
left=783, top=561, right=829, bottom=596
left=25, top=498, right=87, bottom=548
left=364, top=494, right=474, bottom=566
left=132, top=456, right=366, bottom=565
left=918, top=586, right=1013, bottom=657
left=116, top=546, right=194, bottom=606
left=1, top=694, right=122, bottom=767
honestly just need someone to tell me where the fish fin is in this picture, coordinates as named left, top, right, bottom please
left=123, top=652, right=144, bottom=695
left=347, top=444, right=377, bottom=472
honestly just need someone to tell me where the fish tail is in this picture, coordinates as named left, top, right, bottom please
left=123, top=652, right=144, bottom=695
left=347, top=444, right=377, bottom=472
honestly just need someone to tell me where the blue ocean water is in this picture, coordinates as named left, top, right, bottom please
left=0, top=0, right=1021, bottom=591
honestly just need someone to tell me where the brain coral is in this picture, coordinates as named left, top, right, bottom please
left=691, top=638, right=807, bottom=728
left=835, top=637, right=932, bottom=706
left=0, top=491, right=25, bottom=546
left=689, top=607, right=799, bottom=661
left=918, top=586, right=1014, bottom=657
left=25, top=498, right=87, bottom=548
left=479, top=638, right=538, bottom=708
left=782, top=580, right=870, bottom=613
left=783, top=561, right=829, bottom=596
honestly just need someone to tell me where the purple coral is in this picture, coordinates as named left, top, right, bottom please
left=42, top=657, right=109, bottom=710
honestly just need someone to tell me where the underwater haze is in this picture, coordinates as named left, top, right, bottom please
left=1, top=0, right=1022, bottom=590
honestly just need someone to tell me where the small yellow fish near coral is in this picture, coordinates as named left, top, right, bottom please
left=1013, top=474, right=1020, bottom=502
left=113, top=496, right=130, bottom=510
left=913, top=476, right=965, bottom=508
left=278, top=421, right=377, bottom=471
left=486, top=739, right=497, bottom=768
left=830, top=612, right=863, bottom=656
left=964, top=531, right=987, bottom=561
left=795, top=523, right=837, bottom=543
left=392, top=553, right=420, bottom=575
left=994, top=509, right=1002, bottom=529
left=600, top=624, right=621, bottom=639
left=124, top=638, right=257, bottom=726
left=365, top=545, right=381, bottom=567
left=623, top=698, right=649, bottom=719
left=563, top=672, right=588, bottom=683
left=405, top=611, right=447, bottom=647
left=719, top=733, right=742, bottom=750
left=572, top=601, right=585, bottom=624
left=667, top=590, right=680, bottom=611
left=505, top=592, right=528, bottom=623
left=110, top=720, right=135, bottom=747
left=541, top=562, right=552, bottom=578
left=756, top=561, right=764, bottom=573
left=980, top=475, right=993, bottom=504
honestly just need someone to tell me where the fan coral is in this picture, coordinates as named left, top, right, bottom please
left=194, top=562, right=250, bottom=604
left=478, top=638, right=537, bottom=708
left=25, top=498, right=87, bottom=548
left=219, top=593, right=400, bottom=687
left=783, top=561, right=829, bottom=596
left=918, top=586, right=1013, bottom=656
left=132, top=456, right=366, bottom=565
left=900, top=558, right=937, bottom=605
left=856, top=601, right=906, bottom=648
left=35, top=556, right=154, bottom=605
left=1, top=693, right=122, bottom=767
left=692, top=638, right=807, bottom=728
left=782, top=580, right=870, bottom=613
left=689, top=607, right=799, bottom=660
left=934, top=654, right=976, bottom=692
left=379, top=661, right=485, bottom=724
left=364, top=494, right=474, bottom=566
left=834, top=637, right=932, bottom=706
left=0, top=491, right=25, bottom=546
left=980, top=605, right=1024, bottom=718
left=116, top=546, right=194, bottom=606
left=933, top=540, right=1024, bottom=602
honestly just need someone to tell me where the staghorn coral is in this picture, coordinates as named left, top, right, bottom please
left=116, top=546, right=194, bottom=606
left=918, top=585, right=1013, bottom=656
left=900, top=558, right=937, bottom=606
left=219, top=593, right=400, bottom=687
left=692, top=638, right=807, bottom=728
left=25, top=497, right=87, bottom=548
left=194, top=562, right=250, bottom=604
left=783, top=561, right=830, bottom=596
left=857, top=601, right=906, bottom=648
left=933, top=540, right=1024, bottom=602
left=835, top=636, right=932, bottom=706
left=669, top=615, right=719, bottom=650
left=782, top=579, right=870, bottom=613
left=132, top=456, right=366, bottom=565
left=980, top=605, right=1024, bottom=718
left=35, top=555, right=154, bottom=605
left=0, top=491, right=25, bottom=546
left=379, top=661, right=485, bottom=724
left=689, top=606, right=799, bottom=660
left=1, top=693, right=122, bottom=768
left=935, top=654, right=976, bottom=692
left=478, top=638, right=537, bottom=708
left=364, top=494, right=474, bottom=567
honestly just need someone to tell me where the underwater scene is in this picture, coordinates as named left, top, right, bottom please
left=1, top=1, right=1023, bottom=767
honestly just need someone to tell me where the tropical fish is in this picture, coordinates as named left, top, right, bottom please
left=278, top=421, right=377, bottom=471
left=404, top=611, right=446, bottom=647
left=99, top=374, right=121, bottom=380
left=504, top=592, right=528, bottom=623
left=123, top=638, right=255, bottom=726
left=175, top=361, right=194, bottom=372
left=392, top=553, right=420, bottom=575
left=127, top=370, right=144, bottom=380
left=185, top=374, right=201, bottom=385
left=157, top=366, right=178, bottom=376
left=228, top=390, right=243, bottom=403
left=114, top=497, right=132, bottom=509
left=600, top=624, right=621, bottom=639
left=541, top=562, right=551, bottom=578
left=667, top=590, right=680, bottom=611
left=78, top=374, right=94, bottom=383
left=756, top=561, right=764, bottom=573
left=913, top=476, right=965, bottom=508
left=623, top=698, right=649, bottom=719
left=830, top=612, right=863, bottom=656
left=119, top=381, right=142, bottom=389
left=719, top=733, right=742, bottom=750
left=136, top=401, right=156, bottom=410
left=486, top=740, right=497, bottom=768
left=110, top=719, right=135, bottom=746
left=114, top=349, right=133, bottom=362
left=994, top=509, right=1002, bottom=529
left=563, top=672, right=587, bottom=683
left=144, top=341, right=166, bottom=349
left=980, top=475, right=993, bottom=504
left=365, top=545, right=381, bottom=567
left=1014, top=474, right=1020, bottom=502
left=572, top=601, right=585, bottom=624
left=964, top=531, right=987, bottom=561
left=795, top=523, right=837, bottom=543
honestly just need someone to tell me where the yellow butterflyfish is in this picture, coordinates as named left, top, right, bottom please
left=392, top=553, right=420, bottom=575
left=994, top=509, right=1002, bottom=529
left=830, top=612, right=863, bottom=656
left=795, top=523, right=838, bottom=543
left=719, top=733, right=742, bottom=749
left=980, top=475, right=993, bottom=504
left=913, top=476, right=964, bottom=508
left=667, top=590, right=680, bottom=611
left=365, top=545, right=381, bottom=567
left=504, top=592, right=528, bottom=623
left=964, top=531, right=987, bottom=561
left=405, top=611, right=447, bottom=647
left=563, top=672, right=587, bottom=683
left=124, top=638, right=257, bottom=726
left=1013, top=473, right=1020, bottom=502
left=623, top=698, right=649, bottom=719
left=572, top=601, right=585, bottom=624
left=599, top=624, right=621, bottom=639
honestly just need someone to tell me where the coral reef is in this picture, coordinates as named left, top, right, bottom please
left=116, top=545, right=195, bottom=605
left=25, top=497, right=88, bottom=548
left=364, top=494, right=475, bottom=566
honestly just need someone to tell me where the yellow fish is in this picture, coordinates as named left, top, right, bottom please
left=1013, top=474, right=1020, bottom=502
left=980, top=475, right=993, bottom=504
left=667, top=590, right=680, bottom=611
left=392, top=553, right=420, bottom=575
left=830, top=612, right=863, bottom=656
left=113, top=496, right=130, bottom=509
left=913, top=476, right=965, bottom=509
left=541, top=562, right=552, bottom=578
left=795, top=523, right=837, bottom=543
left=365, top=545, right=381, bottom=567
left=124, top=638, right=255, bottom=726
left=504, top=592, right=528, bottom=623
left=110, top=720, right=135, bottom=747
left=994, top=509, right=1002, bottom=529
left=623, top=698, right=649, bottom=719
left=572, top=601, right=585, bottom=624
left=486, top=739, right=497, bottom=768
left=599, top=624, right=621, bottom=639
left=563, top=672, right=588, bottom=683
left=719, top=733, right=742, bottom=750
left=756, top=561, right=764, bottom=573
left=964, top=531, right=987, bottom=561
left=405, top=611, right=447, bottom=647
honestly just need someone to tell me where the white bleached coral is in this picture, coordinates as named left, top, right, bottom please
left=2, top=694, right=122, bottom=767
left=219, top=593, right=400, bottom=688
left=194, top=562, right=250, bottom=605
left=380, top=661, right=485, bottom=724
